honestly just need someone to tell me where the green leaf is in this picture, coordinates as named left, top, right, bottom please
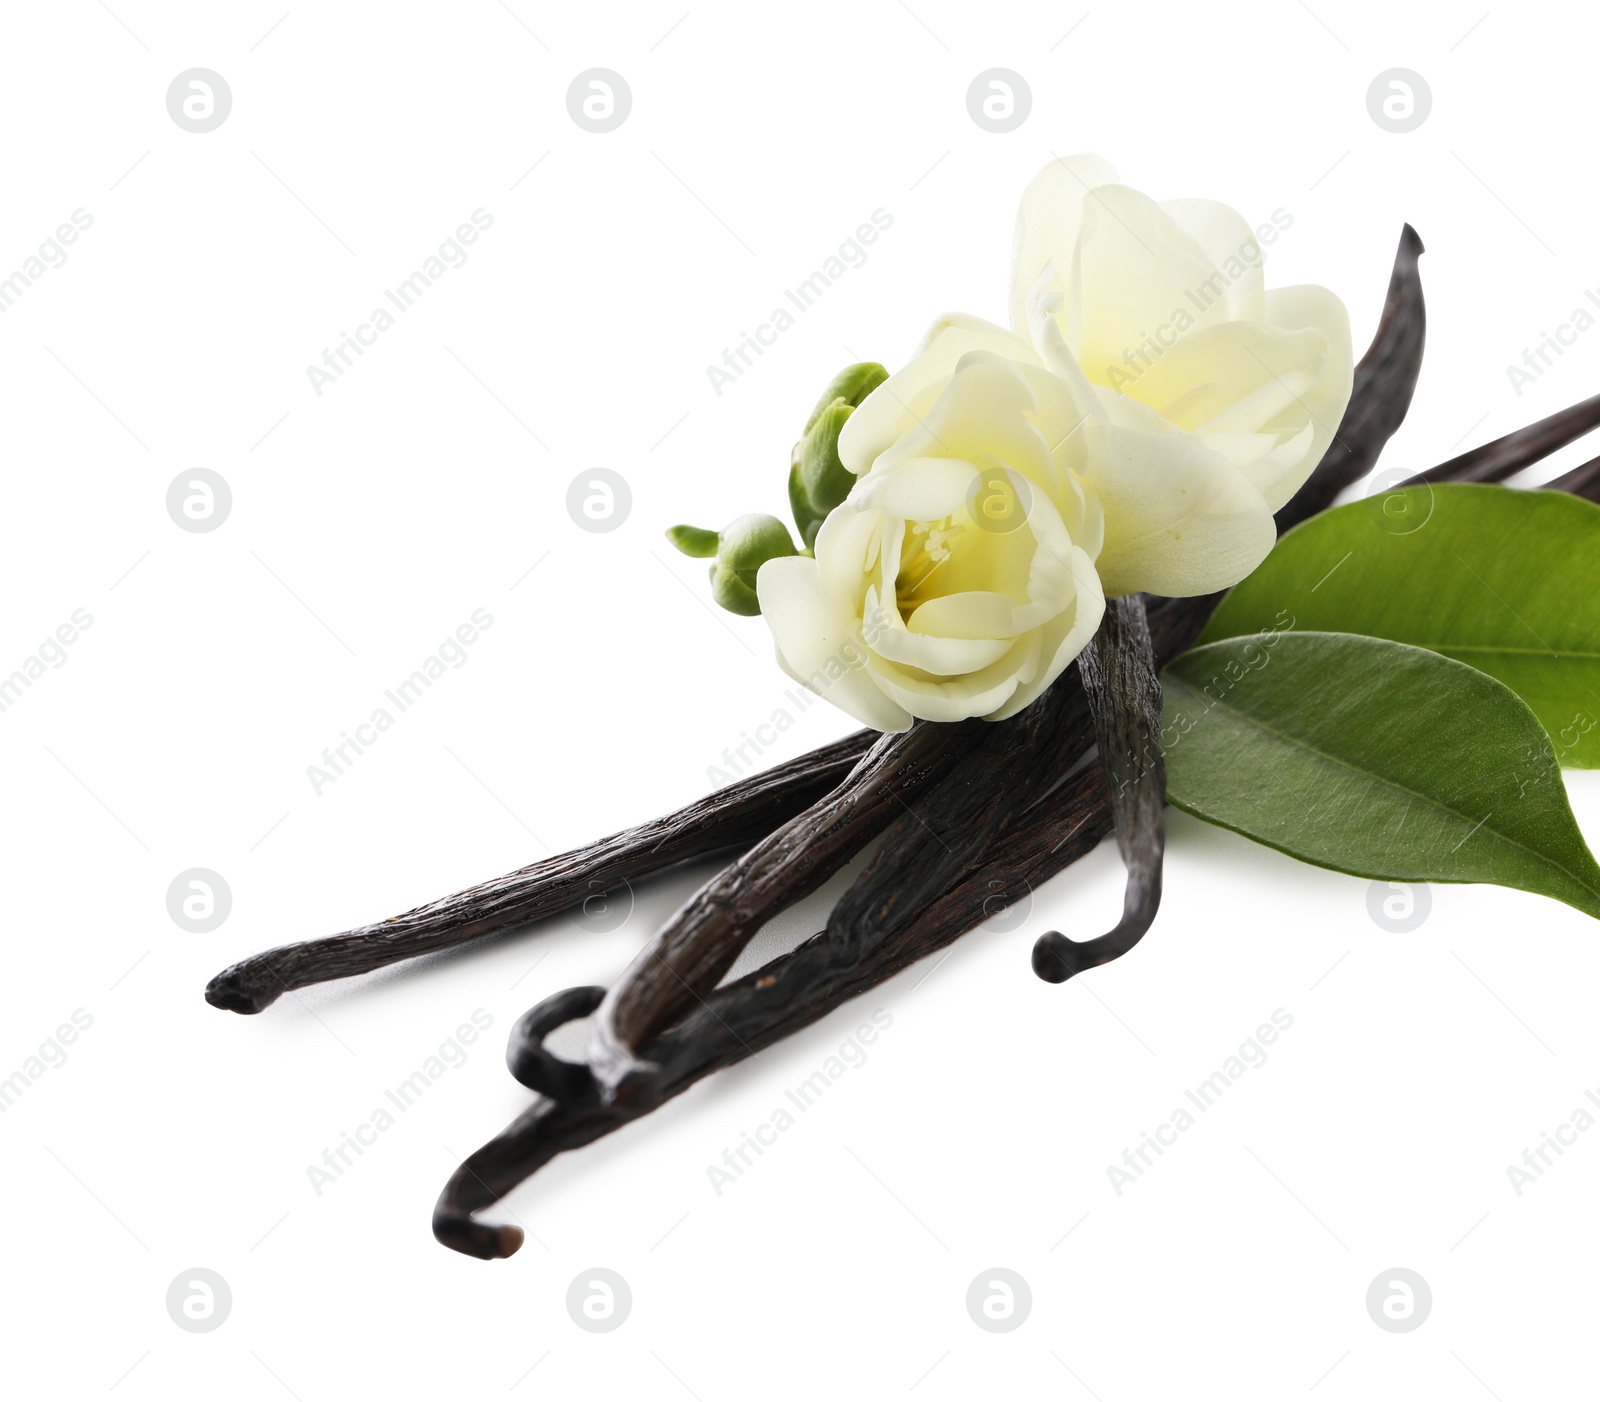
left=1202, top=484, right=1600, bottom=766
left=1162, top=632, right=1600, bottom=922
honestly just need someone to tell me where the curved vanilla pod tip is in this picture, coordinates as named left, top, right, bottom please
left=1277, top=223, right=1425, bottom=532
left=1033, top=593, right=1165, bottom=983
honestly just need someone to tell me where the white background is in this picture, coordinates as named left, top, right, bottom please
left=3, top=1, right=1599, bottom=1397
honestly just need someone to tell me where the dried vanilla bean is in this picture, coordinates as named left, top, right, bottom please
left=584, top=720, right=978, bottom=1099
left=438, top=603, right=1226, bottom=1259
left=1276, top=224, right=1426, bottom=530
left=506, top=985, right=606, bottom=1101
left=1403, top=391, right=1600, bottom=487
left=433, top=762, right=1118, bottom=1260
left=436, top=599, right=1236, bottom=1257
left=825, top=670, right=1093, bottom=964
left=1546, top=454, right=1600, bottom=503
left=1034, top=593, right=1165, bottom=983
left=205, top=729, right=873, bottom=1013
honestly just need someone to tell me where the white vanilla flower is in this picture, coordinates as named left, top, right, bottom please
left=1010, top=154, right=1353, bottom=596
left=757, top=320, right=1104, bottom=730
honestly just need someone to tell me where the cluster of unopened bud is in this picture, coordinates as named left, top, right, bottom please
left=667, top=361, right=887, bottom=615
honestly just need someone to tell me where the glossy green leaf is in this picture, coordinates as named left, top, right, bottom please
left=1162, top=632, right=1600, bottom=921
left=1201, top=484, right=1600, bottom=766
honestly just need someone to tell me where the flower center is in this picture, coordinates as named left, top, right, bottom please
left=895, top=517, right=962, bottom=615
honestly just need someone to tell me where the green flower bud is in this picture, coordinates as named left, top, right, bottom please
left=802, top=361, right=888, bottom=433
left=709, top=565, right=761, bottom=616
left=788, top=363, right=887, bottom=550
left=790, top=400, right=855, bottom=550
left=705, top=513, right=800, bottom=617
left=719, top=512, right=799, bottom=574
left=788, top=456, right=826, bottom=552
left=798, top=398, right=856, bottom=522
left=665, top=523, right=720, bottom=558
